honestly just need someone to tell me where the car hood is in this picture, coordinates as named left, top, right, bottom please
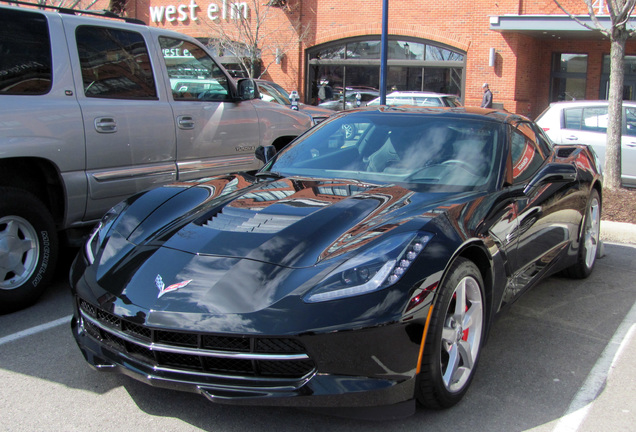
left=87, top=174, right=479, bottom=317
left=111, top=174, right=469, bottom=268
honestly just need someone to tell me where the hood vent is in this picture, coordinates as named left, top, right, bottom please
left=202, top=206, right=302, bottom=234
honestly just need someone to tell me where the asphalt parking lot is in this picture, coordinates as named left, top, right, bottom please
left=1, top=242, right=635, bottom=432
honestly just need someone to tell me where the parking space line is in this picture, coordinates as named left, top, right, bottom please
left=0, top=315, right=72, bottom=347
left=551, top=301, right=636, bottom=432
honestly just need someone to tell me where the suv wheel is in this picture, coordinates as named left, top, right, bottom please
left=0, top=188, right=58, bottom=314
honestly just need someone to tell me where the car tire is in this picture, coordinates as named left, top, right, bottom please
left=562, top=189, right=601, bottom=279
left=0, top=187, right=58, bottom=314
left=416, top=257, right=485, bottom=409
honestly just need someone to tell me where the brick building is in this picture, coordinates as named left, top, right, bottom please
left=113, top=0, right=635, bottom=118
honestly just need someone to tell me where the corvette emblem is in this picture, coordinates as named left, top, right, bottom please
left=155, top=274, right=192, bottom=298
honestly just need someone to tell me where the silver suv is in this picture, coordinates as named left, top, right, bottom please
left=0, top=3, right=314, bottom=313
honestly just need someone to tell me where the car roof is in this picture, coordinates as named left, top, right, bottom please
left=547, top=100, right=636, bottom=109
left=384, top=91, right=458, bottom=98
left=339, top=105, right=524, bottom=124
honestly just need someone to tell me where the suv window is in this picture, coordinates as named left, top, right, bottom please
left=414, top=97, right=443, bottom=107
left=258, top=82, right=290, bottom=105
left=76, top=26, right=157, bottom=99
left=159, top=37, right=230, bottom=101
left=625, top=107, right=636, bottom=137
left=511, top=122, right=547, bottom=183
left=0, top=9, right=52, bottom=95
left=563, top=106, right=608, bottom=133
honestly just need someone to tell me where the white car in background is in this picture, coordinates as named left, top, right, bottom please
left=536, top=100, right=636, bottom=187
left=366, top=91, right=462, bottom=108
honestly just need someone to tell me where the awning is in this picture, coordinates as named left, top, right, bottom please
left=489, top=14, right=635, bottom=39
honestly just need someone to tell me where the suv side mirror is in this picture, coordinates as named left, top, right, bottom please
left=237, top=79, right=258, bottom=100
left=256, top=145, right=276, bottom=164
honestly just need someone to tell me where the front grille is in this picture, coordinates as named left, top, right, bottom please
left=78, top=299, right=315, bottom=379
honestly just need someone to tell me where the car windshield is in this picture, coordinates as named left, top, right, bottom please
left=270, top=111, right=502, bottom=192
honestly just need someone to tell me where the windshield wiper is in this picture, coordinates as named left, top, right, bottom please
left=255, top=171, right=285, bottom=180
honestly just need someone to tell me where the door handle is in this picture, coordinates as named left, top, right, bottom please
left=565, top=135, right=579, bottom=141
left=177, top=116, right=195, bottom=130
left=94, top=117, right=117, bottom=133
left=626, top=142, right=636, bottom=147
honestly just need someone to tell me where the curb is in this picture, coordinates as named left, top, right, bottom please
left=600, top=220, right=636, bottom=245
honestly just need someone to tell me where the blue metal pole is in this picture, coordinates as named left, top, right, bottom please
left=380, top=0, right=388, bottom=105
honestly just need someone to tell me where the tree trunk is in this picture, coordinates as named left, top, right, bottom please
left=605, top=35, right=626, bottom=190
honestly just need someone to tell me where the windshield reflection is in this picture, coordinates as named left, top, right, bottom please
left=271, top=111, right=501, bottom=192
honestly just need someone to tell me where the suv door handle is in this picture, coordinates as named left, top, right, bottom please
left=94, top=117, right=117, bottom=133
left=565, top=135, right=579, bottom=141
left=177, top=115, right=195, bottom=130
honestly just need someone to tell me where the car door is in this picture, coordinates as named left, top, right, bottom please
left=502, top=122, right=583, bottom=301
left=621, top=106, right=636, bottom=186
left=157, top=36, right=261, bottom=181
left=556, top=105, right=607, bottom=150
left=68, top=22, right=177, bottom=221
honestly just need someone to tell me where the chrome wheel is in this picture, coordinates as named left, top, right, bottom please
left=583, top=196, right=600, bottom=269
left=417, top=258, right=486, bottom=408
left=562, top=189, right=601, bottom=279
left=0, top=215, right=40, bottom=290
left=440, top=275, right=484, bottom=393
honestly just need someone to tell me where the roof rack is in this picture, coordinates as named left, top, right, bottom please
left=0, top=0, right=146, bottom=25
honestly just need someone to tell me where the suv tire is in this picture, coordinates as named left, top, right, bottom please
left=0, top=188, right=58, bottom=314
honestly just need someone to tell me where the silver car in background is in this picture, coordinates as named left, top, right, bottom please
left=536, top=100, right=636, bottom=187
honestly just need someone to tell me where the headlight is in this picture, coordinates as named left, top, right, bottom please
left=84, top=201, right=127, bottom=264
left=304, top=232, right=433, bottom=303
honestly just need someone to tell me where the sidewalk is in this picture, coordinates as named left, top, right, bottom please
left=600, top=220, right=636, bottom=245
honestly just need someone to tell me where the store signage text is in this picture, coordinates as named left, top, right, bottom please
left=149, top=0, right=249, bottom=23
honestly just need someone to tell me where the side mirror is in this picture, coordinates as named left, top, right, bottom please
left=255, top=145, right=276, bottom=164
left=237, top=79, right=258, bottom=100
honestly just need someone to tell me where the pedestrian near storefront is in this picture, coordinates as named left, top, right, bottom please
left=481, top=83, right=493, bottom=108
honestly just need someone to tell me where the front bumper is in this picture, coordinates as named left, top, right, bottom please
left=71, top=302, right=422, bottom=408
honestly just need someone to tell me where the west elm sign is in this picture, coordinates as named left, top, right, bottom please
left=149, top=0, right=249, bottom=23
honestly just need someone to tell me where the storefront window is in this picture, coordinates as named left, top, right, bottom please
left=347, top=41, right=381, bottom=59
left=550, top=53, right=587, bottom=101
left=396, top=41, right=425, bottom=60
left=600, top=55, right=636, bottom=101
left=426, top=46, right=464, bottom=61
left=307, top=36, right=465, bottom=108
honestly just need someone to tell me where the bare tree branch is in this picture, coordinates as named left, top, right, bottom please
left=204, top=0, right=310, bottom=78
left=553, top=0, right=610, bottom=36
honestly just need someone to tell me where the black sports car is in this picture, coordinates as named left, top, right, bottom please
left=70, top=107, right=602, bottom=414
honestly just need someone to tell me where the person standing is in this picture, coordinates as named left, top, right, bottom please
left=481, top=83, right=493, bottom=108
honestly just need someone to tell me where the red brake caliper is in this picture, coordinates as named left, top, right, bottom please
left=453, top=293, right=470, bottom=341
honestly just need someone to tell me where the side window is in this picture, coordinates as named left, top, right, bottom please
left=417, top=97, right=443, bottom=107
left=563, top=108, right=583, bottom=130
left=258, top=83, right=287, bottom=105
left=76, top=26, right=156, bottom=99
left=532, top=123, right=554, bottom=155
left=0, top=9, right=52, bottom=95
left=159, top=37, right=229, bottom=101
left=511, top=123, right=547, bottom=184
left=626, top=107, right=636, bottom=137
left=581, top=107, right=608, bottom=133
